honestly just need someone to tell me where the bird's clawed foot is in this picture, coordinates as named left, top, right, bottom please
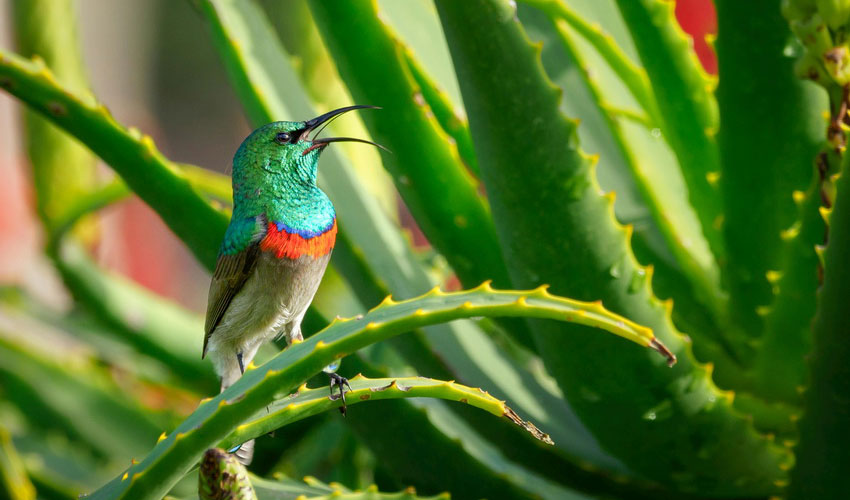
left=236, top=351, right=245, bottom=374
left=328, top=373, right=353, bottom=416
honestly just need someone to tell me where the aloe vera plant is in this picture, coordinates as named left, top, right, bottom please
left=1, top=0, right=848, bottom=498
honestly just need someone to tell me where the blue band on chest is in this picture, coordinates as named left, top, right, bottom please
left=274, top=219, right=335, bottom=239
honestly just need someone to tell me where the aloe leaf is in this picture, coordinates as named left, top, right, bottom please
left=89, top=286, right=667, bottom=500
left=538, top=11, right=726, bottom=332
left=11, top=432, right=99, bottom=500
left=0, top=426, right=36, bottom=500
left=321, top=358, right=591, bottom=500
left=400, top=52, right=479, bottom=177
left=714, top=0, right=827, bottom=342
left=249, top=474, right=449, bottom=500
left=753, top=170, right=825, bottom=403
left=435, top=0, right=791, bottom=494
left=0, top=333, right=164, bottom=461
left=516, top=4, right=729, bottom=363
left=0, top=49, right=228, bottom=270
left=788, top=157, right=850, bottom=498
left=304, top=0, right=540, bottom=355
left=308, top=0, right=512, bottom=291
left=221, top=375, right=553, bottom=452
left=11, top=0, right=98, bottom=237
left=54, top=244, right=217, bottom=392
left=520, top=0, right=660, bottom=125
left=300, top=354, right=575, bottom=499
left=335, top=355, right=673, bottom=500
left=198, top=448, right=256, bottom=500
left=613, top=0, right=724, bottom=262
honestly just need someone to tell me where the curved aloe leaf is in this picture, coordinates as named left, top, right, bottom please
left=249, top=473, right=448, bottom=500
left=89, top=285, right=668, bottom=500
left=0, top=334, right=164, bottom=461
left=753, top=170, right=825, bottom=403
left=435, top=0, right=790, bottom=494
left=12, top=431, right=96, bottom=499
left=223, top=375, right=552, bottom=452
left=335, top=356, right=670, bottom=500
left=0, top=426, right=35, bottom=500
left=308, top=0, right=512, bottom=291
left=613, top=0, right=724, bottom=263
left=400, top=52, right=479, bottom=177
left=520, top=0, right=660, bottom=125
left=54, top=244, right=217, bottom=391
left=789, top=158, right=850, bottom=498
left=539, top=12, right=726, bottom=332
left=0, top=49, right=228, bottom=270
left=715, top=0, right=827, bottom=344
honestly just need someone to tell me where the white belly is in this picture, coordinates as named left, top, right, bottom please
left=206, top=251, right=331, bottom=388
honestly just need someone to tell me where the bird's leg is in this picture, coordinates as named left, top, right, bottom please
left=236, top=351, right=245, bottom=374
left=328, top=372, right=353, bottom=416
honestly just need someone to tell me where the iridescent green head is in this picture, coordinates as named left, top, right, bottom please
left=228, top=105, right=384, bottom=236
left=233, top=105, right=384, bottom=187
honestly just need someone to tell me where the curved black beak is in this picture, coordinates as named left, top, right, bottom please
left=301, top=105, right=389, bottom=155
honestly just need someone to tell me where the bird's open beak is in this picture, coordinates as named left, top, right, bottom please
left=301, top=105, right=389, bottom=155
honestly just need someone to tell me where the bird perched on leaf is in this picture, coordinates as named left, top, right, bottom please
left=203, top=105, right=384, bottom=464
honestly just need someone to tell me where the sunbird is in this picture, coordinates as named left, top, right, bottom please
left=203, top=105, right=383, bottom=463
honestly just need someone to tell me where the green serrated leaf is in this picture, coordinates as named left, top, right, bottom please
left=222, top=376, right=552, bottom=451
left=308, top=0, right=512, bottom=291
left=613, top=0, right=724, bottom=263
left=250, top=473, right=449, bottom=500
left=753, top=170, right=825, bottom=403
left=788, top=154, right=850, bottom=499
left=0, top=332, right=164, bottom=461
left=520, top=0, right=660, bottom=125
left=435, top=0, right=789, bottom=494
left=715, top=0, right=827, bottom=345
left=0, top=49, right=229, bottom=270
left=88, top=285, right=667, bottom=500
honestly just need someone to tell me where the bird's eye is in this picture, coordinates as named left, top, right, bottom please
left=274, top=132, right=291, bottom=144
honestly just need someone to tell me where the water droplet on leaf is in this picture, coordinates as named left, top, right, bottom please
left=642, top=399, right=673, bottom=421
left=608, top=261, right=623, bottom=279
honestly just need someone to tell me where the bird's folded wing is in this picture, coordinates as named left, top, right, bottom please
left=203, top=242, right=261, bottom=357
